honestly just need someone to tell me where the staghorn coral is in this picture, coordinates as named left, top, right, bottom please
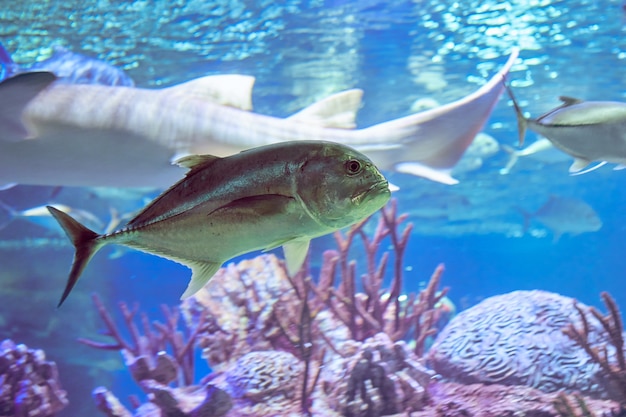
left=0, top=339, right=68, bottom=417
left=428, top=290, right=619, bottom=397
left=563, top=292, right=626, bottom=403
left=79, top=293, right=206, bottom=387
left=80, top=294, right=232, bottom=417
left=306, top=200, right=449, bottom=353
left=180, top=254, right=312, bottom=372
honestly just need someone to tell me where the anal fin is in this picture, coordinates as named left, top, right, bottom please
left=282, top=238, right=310, bottom=276
left=181, top=261, right=222, bottom=299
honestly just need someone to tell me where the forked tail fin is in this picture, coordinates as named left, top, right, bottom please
left=503, top=80, right=529, bottom=146
left=47, top=205, right=103, bottom=307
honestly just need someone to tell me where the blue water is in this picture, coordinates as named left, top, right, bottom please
left=2, top=0, right=626, bottom=415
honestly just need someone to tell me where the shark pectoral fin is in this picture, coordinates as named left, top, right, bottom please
left=181, top=261, right=222, bottom=299
left=570, top=160, right=607, bottom=176
left=166, top=74, right=255, bottom=111
left=288, top=89, right=363, bottom=129
left=0, top=72, right=57, bottom=142
left=395, top=162, right=459, bottom=185
left=568, top=158, right=594, bottom=174
left=613, top=164, right=626, bottom=170
left=282, top=238, right=311, bottom=276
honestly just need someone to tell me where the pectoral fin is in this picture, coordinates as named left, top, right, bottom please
left=180, top=261, right=222, bottom=299
left=282, top=238, right=310, bottom=276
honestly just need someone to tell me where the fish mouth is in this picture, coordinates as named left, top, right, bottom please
left=352, top=179, right=390, bottom=202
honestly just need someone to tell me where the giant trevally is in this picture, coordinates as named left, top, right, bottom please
left=506, top=83, right=626, bottom=174
left=518, top=195, right=602, bottom=242
left=0, top=50, right=518, bottom=188
left=47, top=140, right=391, bottom=306
left=0, top=42, right=134, bottom=86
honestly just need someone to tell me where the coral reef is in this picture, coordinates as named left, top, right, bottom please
left=78, top=200, right=626, bottom=417
left=428, top=290, right=618, bottom=397
left=319, top=332, right=434, bottom=417
left=79, top=294, right=232, bottom=417
left=178, top=200, right=448, bottom=415
left=563, top=292, right=626, bottom=403
left=78, top=202, right=446, bottom=416
left=0, top=339, right=68, bottom=417
left=412, top=382, right=622, bottom=417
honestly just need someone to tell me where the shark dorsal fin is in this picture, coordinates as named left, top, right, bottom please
left=166, top=74, right=255, bottom=111
left=288, top=89, right=363, bottom=129
left=558, top=96, right=583, bottom=106
left=0, top=72, right=57, bottom=142
left=174, top=154, right=220, bottom=170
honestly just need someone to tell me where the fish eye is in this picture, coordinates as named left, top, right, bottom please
left=345, top=159, right=362, bottom=175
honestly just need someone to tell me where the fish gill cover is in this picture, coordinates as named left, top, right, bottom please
left=2, top=0, right=626, bottom=416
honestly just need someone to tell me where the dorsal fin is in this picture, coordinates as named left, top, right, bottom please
left=166, top=74, right=255, bottom=110
left=288, top=89, right=363, bottom=129
left=174, top=154, right=220, bottom=170
left=0, top=72, right=57, bottom=142
left=558, top=96, right=583, bottom=106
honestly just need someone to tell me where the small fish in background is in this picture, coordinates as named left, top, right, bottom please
left=0, top=42, right=134, bottom=86
left=47, top=141, right=391, bottom=307
left=506, top=82, right=626, bottom=175
left=517, top=195, right=602, bottom=242
left=499, top=137, right=563, bottom=175
left=0, top=202, right=105, bottom=234
left=452, top=132, right=500, bottom=174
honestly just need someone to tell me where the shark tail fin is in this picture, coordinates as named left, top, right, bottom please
left=503, top=81, right=528, bottom=146
left=47, top=205, right=104, bottom=307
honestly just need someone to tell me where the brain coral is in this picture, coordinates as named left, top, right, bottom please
left=427, top=290, right=620, bottom=397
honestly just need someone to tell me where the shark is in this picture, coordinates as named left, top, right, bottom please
left=0, top=49, right=518, bottom=189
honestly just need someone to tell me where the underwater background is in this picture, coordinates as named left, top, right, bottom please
left=2, top=0, right=626, bottom=416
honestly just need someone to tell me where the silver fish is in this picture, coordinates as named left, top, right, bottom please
left=518, top=195, right=602, bottom=242
left=507, top=84, right=626, bottom=174
left=0, top=50, right=518, bottom=188
left=48, top=140, right=391, bottom=306
left=0, top=202, right=104, bottom=233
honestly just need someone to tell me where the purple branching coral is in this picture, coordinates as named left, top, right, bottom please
left=0, top=339, right=68, bottom=417
left=302, top=200, right=449, bottom=355
left=563, top=291, right=626, bottom=403
left=79, top=294, right=232, bottom=417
